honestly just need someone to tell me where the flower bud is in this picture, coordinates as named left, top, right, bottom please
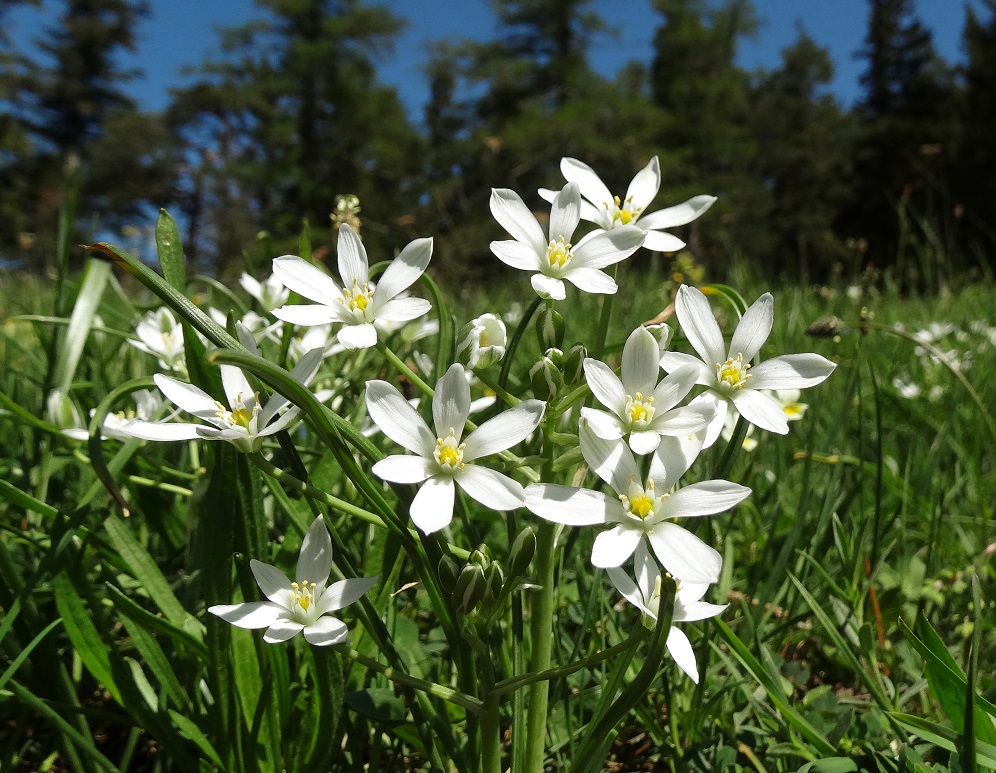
left=47, top=389, right=83, bottom=430
left=438, top=555, right=461, bottom=592
left=483, top=562, right=505, bottom=606
left=529, top=350, right=563, bottom=401
left=469, top=546, right=491, bottom=568
left=561, top=344, right=587, bottom=385
left=459, top=313, right=507, bottom=369
left=645, top=323, right=673, bottom=356
left=535, top=307, right=564, bottom=352
left=452, top=564, right=486, bottom=614
left=508, top=526, right=536, bottom=578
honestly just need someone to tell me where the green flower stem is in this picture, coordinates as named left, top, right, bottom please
left=71, top=450, right=194, bottom=496
left=498, top=295, right=544, bottom=403
left=337, top=646, right=484, bottom=716
left=714, top=413, right=748, bottom=480
left=472, top=369, right=520, bottom=406
left=492, top=629, right=647, bottom=698
left=376, top=340, right=434, bottom=400
left=591, top=264, right=620, bottom=362
left=522, top=519, right=557, bottom=770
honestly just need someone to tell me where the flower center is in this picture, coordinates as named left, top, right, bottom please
left=340, top=278, right=374, bottom=319
left=629, top=495, right=654, bottom=519
left=717, top=353, right=751, bottom=389
left=607, top=195, right=642, bottom=227
left=546, top=235, right=573, bottom=271
left=434, top=428, right=466, bottom=472
left=216, top=392, right=260, bottom=433
left=231, top=408, right=253, bottom=428
left=625, top=392, right=655, bottom=428
left=291, top=579, right=317, bottom=614
left=619, top=477, right=663, bottom=521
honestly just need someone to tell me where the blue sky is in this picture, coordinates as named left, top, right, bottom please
left=7, top=0, right=984, bottom=117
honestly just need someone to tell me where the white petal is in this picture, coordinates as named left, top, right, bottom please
left=579, top=424, right=638, bottom=493
left=639, top=195, right=717, bottom=229
left=677, top=599, right=728, bottom=623
left=651, top=431, right=708, bottom=491
left=303, top=616, right=348, bottom=646
left=456, top=465, right=525, bottom=510
left=336, top=224, right=369, bottom=285
left=375, top=237, right=432, bottom=302
left=250, top=559, right=293, bottom=605
left=531, top=273, right=565, bottom=300
left=375, top=296, right=431, bottom=323
left=462, top=399, right=544, bottom=461
left=748, top=354, right=837, bottom=390
left=607, top=566, right=653, bottom=617
left=272, top=255, right=341, bottom=305
left=591, top=525, right=642, bottom=568
left=257, top=406, right=301, bottom=437
left=647, top=523, right=721, bottom=584
left=272, top=304, right=342, bottom=327
left=409, top=476, right=455, bottom=534
left=731, top=389, right=789, bottom=434
left=490, top=188, right=546, bottom=253
left=642, top=230, right=686, bottom=253
left=649, top=364, right=699, bottom=411
left=628, top=430, right=661, bottom=455
left=263, top=619, right=304, bottom=643
left=650, top=404, right=714, bottom=436
left=119, top=419, right=201, bottom=442
left=659, top=351, right=713, bottom=386
left=434, top=363, right=472, bottom=439
left=524, top=484, right=615, bottom=525
left=491, top=240, right=541, bottom=270
left=560, top=157, right=613, bottom=214
left=365, top=380, right=435, bottom=455
left=579, top=407, right=625, bottom=440
left=373, top=455, right=436, bottom=483
left=337, top=323, right=378, bottom=349
left=621, top=326, right=661, bottom=396
left=564, top=267, right=617, bottom=295
left=729, top=293, right=773, bottom=363
left=154, top=374, right=216, bottom=415
left=571, top=226, right=644, bottom=269
left=625, top=156, right=660, bottom=213
left=675, top=285, right=726, bottom=368
left=582, top=359, right=626, bottom=415
left=662, top=480, right=751, bottom=518
left=221, top=366, right=252, bottom=410
left=666, top=627, right=699, bottom=683
left=318, top=575, right=378, bottom=614
left=208, top=602, right=281, bottom=630
left=297, top=517, right=333, bottom=585
left=549, top=182, right=581, bottom=243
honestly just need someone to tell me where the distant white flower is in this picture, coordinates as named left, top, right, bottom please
left=460, top=314, right=507, bottom=369
left=288, top=324, right=345, bottom=364
left=63, top=389, right=162, bottom=441
left=892, top=376, right=921, bottom=399
left=489, top=183, right=645, bottom=300
left=129, top=307, right=185, bottom=373
left=525, top=424, right=750, bottom=582
left=366, top=363, right=545, bottom=534
left=720, top=410, right=757, bottom=451
left=240, top=272, right=290, bottom=311
left=771, top=389, right=808, bottom=422
left=208, top=308, right=283, bottom=345
left=209, top=516, right=376, bottom=646
left=539, top=156, right=716, bottom=252
left=607, top=542, right=727, bottom=683
left=581, top=326, right=714, bottom=455
left=660, top=285, right=836, bottom=437
left=122, top=345, right=324, bottom=453
left=272, top=224, right=432, bottom=350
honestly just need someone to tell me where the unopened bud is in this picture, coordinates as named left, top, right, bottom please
left=438, top=555, right=461, bottom=592
left=452, top=564, right=486, bottom=614
left=508, top=527, right=536, bottom=577
left=483, top=563, right=505, bottom=605
left=535, top=307, right=564, bottom=351
left=645, top=322, right=673, bottom=355
left=47, top=389, right=82, bottom=430
left=459, top=314, right=507, bottom=369
left=562, top=344, right=587, bottom=385
left=469, top=547, right=491, bottom=569
left=529, top=351, right=563, bottom=401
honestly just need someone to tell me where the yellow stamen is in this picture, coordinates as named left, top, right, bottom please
left=546, top=235, right=573, bottom=269
left=718, top=353, right=751, bottom=389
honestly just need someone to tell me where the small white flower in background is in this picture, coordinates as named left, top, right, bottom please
left=271, top=224, right=432, bottom=350
left=845, top=285, right=863, bottom=302
left=129, top=307, right=186, bottom=373
left=209, top=516, right=377, bottom=646
left=525, top=424, right=750, bottom=582
left=489, top=182, right=645, bottom=300
left=720, top=410, right=757, bottom=451
left=208, top=308, right=283, bottom=345
left=240, top=271, right=290, bottom=311
left=892, top=376, right=921, bottom=399
left=928, top=385, right=945, bottom=402
left=288, top=324, right=345, bottom=364
left=538, top=156, right=716, bottom=253
left=771, top=389, right=808, bottom=422
left=581, top=325, right=715, bottom=455
left=62, top=389, right=163, bottom=441
left=459, top=313, right=507, bottom=369
left=122, top=328, right=324, bottom=453
left=660, top=285, right=836, bottom=439
left=607, top=542, right=727, bottom=683
left=366, top=363, right=545, bottom=535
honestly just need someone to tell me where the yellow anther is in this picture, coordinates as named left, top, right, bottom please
left=625, top=392, right=654, bottom=425
left=231, top=408, right=253, bottom=429
left=546, top=235, right=573, bottom=269
left=629, top=495, right=654, bottom=519
left=718, top=353, right=751, bottom=389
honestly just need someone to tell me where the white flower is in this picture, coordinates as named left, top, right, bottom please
left=459, top=313, right=507, bottom=369
left=271, top=224, right=432, bottom=350
left=62, top=389, right=163, bottom=441
left=525, top=424, right=750, bottom=582
left=771, top=389, right=808, bottom=422
left=288, top=324, right=345, bottom=364
left=581, top=326, right=715, bottom=455
left=607, top=542, right=727, bottom=683
left=365, top=363, right=545, bottom=534
left=660, top=285, right=836, bottom=437
left=892, top=376, right=921, bottom=399
left=209, top=517, right=376, bottom=646
left=720, top=410, right=757, bottom=451
left=129, top=307, right=186, bottom=373
left=121, top=345, right=324, bottom=453
left=489, top=183, right=645, bottom=300
left=240, top=271, right=290, bottom=311
left=209, top=307, right=283, bottom=345
left=539, top=156, right=716, bottom=252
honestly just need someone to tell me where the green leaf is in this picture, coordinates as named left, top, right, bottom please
left=156, top=210, right=187, bottom=292
left=168, top=710, right=224, bottom=768
left=798, top=759, right=858, bottom=773
left=890, top=713, right=996, bottom=770
left=106, top=583, right=207, bottom=657
left=701, top=283, right=749, bottom=317
left=0, top=618, right=63, bottom=693
left=0, top=478, right=58, bottom=519
left=344, top=688, right=409, bottom=725
left=116, top=609, right=190, bottom=711
left=54, top=258, right=111, bottom=393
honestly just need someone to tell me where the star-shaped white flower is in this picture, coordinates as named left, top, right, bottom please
left=209, top=516, right=377, bottom=646
left=581, top=325, right=716, bottom=455
left=271, top=224, right=432, bottom=350
left=240, top=271, right=290, bottom=312
left=129, top=307, right=186, bottom=373
left=62, top=389, right=163, bottom=442
left=489, top=182, right=645, bottom=300
left=660, top=285, right=836, bottom=437
left=366, top=363, right=545, bottom=535
left=607, top=542, right=727, bottom=683
left=525, top=424, right=750, bottom=582
left=539, top=157, right=716, bottom=252
left=122, top=331, right=323, bottom=453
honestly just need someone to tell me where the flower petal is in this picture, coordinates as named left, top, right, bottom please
left=582, top=359, right=626, bottom=415
left=375, top=296, right=431, bottom=323
left=675, top=285, right=726, bottom=369
left=628, top=429, right=661, bottom=455
left=303, top=615, right=348, bottom=646
left=579, top=424, right=638, bottom=493
left=154, top=374, right=216, bottom=415
left=336, top=224, right=369, bottom=286
left=456, top=465, right=525, bottom=510
left=607, top=566, right=653, bottom=617
left=621, top=326, right=661, bottom=396
left=209, top=602, right=281, bottom=629
left=677, top=599, right=728, bottom=623
left=433, top=363, right=472, bottom=439
left=666, top=626, right=699, bottom=682
left=639, top=195, right=717, bottom=229
left=579, top=407, right=625, bottom=440
left=659, top=351, right=712, bottom=385
left=272, top=304, right=342, bottom=326
left=748, top=353, right=837, bottom=390
left=549, top=182, right=581, bottom=243
left=651, top=431, right=707, bottom=491
left=462, top=399, right=544, bottom=461
left=337, top=323, right=378, bottom=349
left=375, top=237, right=432, bottom=302
left=373, top=454, right=435, bottom=483
left=729, top=293, right=773, bottom=363
left=591, top=524, right=642, bottom=568
left=561, top=157, right=613, bottom=219
left=531, top=273, right=566, bottom=300
left=649, top=364, right=698, bottom=411
left=272, top=255, right=341, bottom=305
left=221, top=366, right=252, bottom=410
left=524, top=484, right=614, bottom=525
left=365, top=380, right=435, bottom=455
left=409, top=476, right=455, bottom=534
left=490, top=188, right=546, bottom=253
left=662, top=480, right=751, bottom=519
left=297, top=517, right=334, bottom=585
left=319, top=575, right=378, bottom=614
left=263, top=619, right=304, bottom=643
left=250, top=559, right=293, bottom=606
left=625, top=156, right=661, bottom=214
left=564, top=267, right=617, bottom=295
left=491, top=239, right=540, bottom=270
left=730, top=389, right=789, bottom=434
left=648, top=523, right=722, bottom=584
left=119, top=419, right=202, bottom=442
left=572, top=226, right=644, bottom=269
left=642, top=229, right=686, bottom=253
left=651, top=404, right=714, bottom=436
